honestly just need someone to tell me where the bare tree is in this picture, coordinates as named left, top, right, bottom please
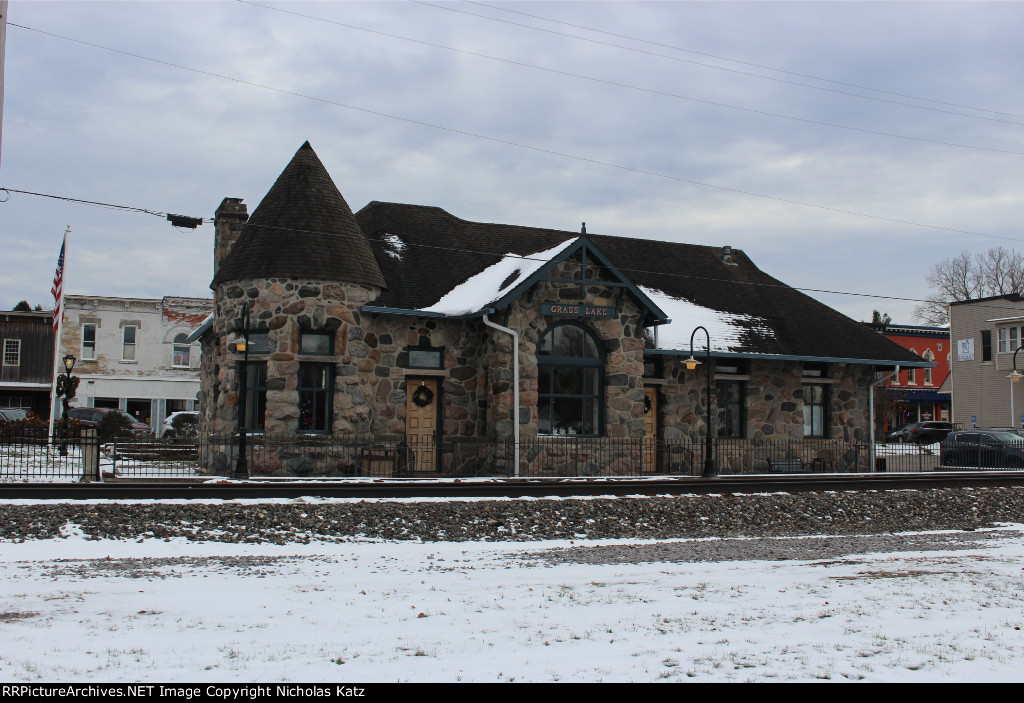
left=914, top=247, right=1024, bottom=325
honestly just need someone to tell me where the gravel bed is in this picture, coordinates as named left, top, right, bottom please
left=1, top=487, right=1023, bottom=547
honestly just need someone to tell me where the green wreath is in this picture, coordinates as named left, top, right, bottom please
left=56, top=374, right=80, bottom=399
left=412, top=384, right=434, bottom=407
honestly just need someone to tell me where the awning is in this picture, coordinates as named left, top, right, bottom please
left=893, top=389, right=950, bottom=402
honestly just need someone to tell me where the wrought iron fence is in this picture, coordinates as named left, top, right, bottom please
left=0, top=427, right=99, bottom=481
left=1, top=429, right=1020, bottom=481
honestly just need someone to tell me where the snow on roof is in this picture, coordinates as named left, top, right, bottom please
left=421, top=240, right=577, bottom=316
left=640, top=286, right=776, bottom=353
left=382, top=233, right=406, bottom=261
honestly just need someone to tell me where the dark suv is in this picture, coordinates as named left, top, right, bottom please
left=890, top=421, right=954, bottom=445
left=66, top=407, right=151, bottom=436
left=939, top=430, right=1024, bottom=469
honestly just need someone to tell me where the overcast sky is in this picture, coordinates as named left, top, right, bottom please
left=1, top=0, right=1022, bottom=325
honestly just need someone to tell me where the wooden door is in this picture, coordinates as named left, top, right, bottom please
left=406, top=377, right=439, bottom=473
left=643, top=386, right=659, bottom=473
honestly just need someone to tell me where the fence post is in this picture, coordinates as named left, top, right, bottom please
left=81, top=429, right=99, bottom=482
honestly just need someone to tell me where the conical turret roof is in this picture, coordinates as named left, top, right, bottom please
left=213, top=142, right=386, bottom=289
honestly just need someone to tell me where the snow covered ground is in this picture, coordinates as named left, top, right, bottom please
left=2, top=518, right=1023, bottom=682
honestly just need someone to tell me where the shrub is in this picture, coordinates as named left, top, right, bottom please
left=169, top=413, right=199, bottom=441
left=97, top=411, right=137, bottom=443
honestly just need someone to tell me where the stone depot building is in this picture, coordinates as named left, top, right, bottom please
left=191, top=142, right=925, bottom=475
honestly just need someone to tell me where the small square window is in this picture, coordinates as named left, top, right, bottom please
left=300, top=332, right=333, bottom=355
left=407, top=346, right=443, bottom=369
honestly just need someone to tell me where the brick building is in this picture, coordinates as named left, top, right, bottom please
left=877, top=323, right=951, bottom=428
left=57, top=295, right=211, bottom=433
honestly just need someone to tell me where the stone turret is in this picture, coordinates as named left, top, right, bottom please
left=204, top=142, right=392, bottom=437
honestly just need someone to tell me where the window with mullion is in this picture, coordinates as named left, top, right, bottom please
left=715, top=380, right=744, bottom=438
left=243, top=361, right=267, bottom=431
left=538, top=323, right=603, bottom=437
left=298, top=362, right=332, bottom=433
left=803, top=384, right=829, bottom=438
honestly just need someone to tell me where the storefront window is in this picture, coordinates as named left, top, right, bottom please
left=538, top=323, right=603, bottom=436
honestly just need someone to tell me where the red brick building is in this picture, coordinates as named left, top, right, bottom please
left=877, top=324, right=950, bottom=428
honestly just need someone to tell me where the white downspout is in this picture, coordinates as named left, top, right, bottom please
left=870, top=365, right=900, bottom=473
left=483, top=314, right=520, bottom=476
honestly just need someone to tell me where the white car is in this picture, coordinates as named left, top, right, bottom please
left=161, top=411, right=199, bottom=438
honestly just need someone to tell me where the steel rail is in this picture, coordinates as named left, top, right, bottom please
left=2, top=471, right=1023, bottom=500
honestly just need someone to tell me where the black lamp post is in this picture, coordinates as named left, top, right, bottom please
left=57, top=354, right=77, bottom=456
left=234, top=301, right=250, bottom=479
left=1009, top=346, right=1024, bottom=428
left=683, top=326, right=717, bottom=478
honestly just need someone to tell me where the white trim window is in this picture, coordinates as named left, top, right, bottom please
left=122, top=325, right=137, bottom=361
left=998, top=326, right=1023, bottom=354
left=81, top=323, right=97, bottom=360
left=172, top=333, right=191, bottom=368
left=2, top=339, right=20, bottom=367
left=923, top=349, right=934, bottom=386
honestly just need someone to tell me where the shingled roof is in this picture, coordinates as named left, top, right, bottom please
left=213, top=142, right=386, bottom=290
left=356, top=202, right=924, bottom=364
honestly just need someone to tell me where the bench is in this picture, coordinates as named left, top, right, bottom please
left=767, top=456, right=805, bottom=473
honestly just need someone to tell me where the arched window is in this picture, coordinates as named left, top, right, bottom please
left=537, top=322, right=603, bottom=436
left=172, top=333, right=191, bottom=367
left=923, top=349, right=934, bottom=386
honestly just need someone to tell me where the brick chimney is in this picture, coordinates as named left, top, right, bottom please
left=213, top=198, right=248, bottom=277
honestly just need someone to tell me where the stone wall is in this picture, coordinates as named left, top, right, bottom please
left=201, top=278, right=489, bottom=438
left=199, top=256, right=873, bottom=454
left=655, top=357, right=873, bottom=443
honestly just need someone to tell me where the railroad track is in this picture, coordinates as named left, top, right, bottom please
left=2, top=471, right=1024, bottom=500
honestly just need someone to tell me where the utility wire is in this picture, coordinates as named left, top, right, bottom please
left=2, top=185, right=1010, bottom=318
left=8, top=22, right=1018, bottom=245
left=237, top=0, right=1024, bottom=156
left=412, top=0, right=1024, bottom=127
left=464, top=0, right=1024, bottom=121
left=0, top=187, right=168, bottom=218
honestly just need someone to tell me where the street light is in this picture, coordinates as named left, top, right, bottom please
left=1009, top=346, right=1024, bottom=429
left=56, top=354, right=77, bottom=456
left=233, top=301, right=251, bottom=479
left=684, top=326, right=716, bottom=478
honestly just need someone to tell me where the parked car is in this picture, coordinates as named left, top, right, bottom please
left=939, top=430, right=1024, bottom=469
left=884, top=424, right=910, bottom=443
left=161, top=411, right=199, bottom=438
left=66, top=407, right=152, bottom=437
left=887, top=421, right=954, bottom=445
left=0, top=408, right=29, bottom=422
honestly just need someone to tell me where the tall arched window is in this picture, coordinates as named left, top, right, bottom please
left=537, top=322, right=604, bottom=436
left=923, top=349, right=934, bottom=386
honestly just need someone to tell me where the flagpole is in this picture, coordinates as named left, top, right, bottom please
left=47, top=226, right=70, bottom=444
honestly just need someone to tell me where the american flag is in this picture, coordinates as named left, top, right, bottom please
left=51, top=240, right=65, bottom=333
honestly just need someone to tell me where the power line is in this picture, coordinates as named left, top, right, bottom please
left=463, top=0, right=1024, bottom=121
left=236, top=0, right=1024, bottom=157
left=4, top=185, right=1016, bottom=319
left=8, top=22, right=1018, bottom=246
left=0, top=187, right=168, bottom=218
left=412, top=0, right=1024, bottom=127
